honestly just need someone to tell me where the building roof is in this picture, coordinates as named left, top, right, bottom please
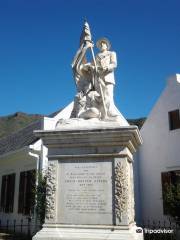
left=0, top=120, right=42, bottom=156
left=48, top=108, right=63, bottom=117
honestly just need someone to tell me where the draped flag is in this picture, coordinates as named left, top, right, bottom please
left=72, top=21, right=92, bottom=68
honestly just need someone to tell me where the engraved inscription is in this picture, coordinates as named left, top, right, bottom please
left=65, top=166, right=108, bottom=214
left=58, top=161, right=112, bottom=225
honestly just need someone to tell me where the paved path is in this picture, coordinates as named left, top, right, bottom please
left=0, top=232, right=30, bottom=239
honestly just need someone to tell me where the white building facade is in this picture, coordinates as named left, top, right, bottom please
left=136, top=74, right=180, bottom=222
left=0, top=103, right=73, bottom=233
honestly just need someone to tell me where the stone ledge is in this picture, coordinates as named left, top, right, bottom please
left=33, top=225, right=143, bottom=240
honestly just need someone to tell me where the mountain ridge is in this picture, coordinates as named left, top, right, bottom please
left=0, top=112, right=146, bottom=139
left=0, top=112, right=44, bottom=139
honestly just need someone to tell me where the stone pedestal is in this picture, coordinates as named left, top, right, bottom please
left=33, top=122, right=143, bottom=240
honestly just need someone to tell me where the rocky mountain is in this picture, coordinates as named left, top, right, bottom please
left=0, top=112, right=43, bottom=139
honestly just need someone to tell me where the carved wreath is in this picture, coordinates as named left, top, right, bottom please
left=45, top=162, right=57, bottom=220
left=114, top=161, right=129, bottom=222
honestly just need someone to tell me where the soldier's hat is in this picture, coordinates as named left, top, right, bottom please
left=96, top=37, right=111, bottom=50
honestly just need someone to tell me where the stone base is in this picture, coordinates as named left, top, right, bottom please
left=33, top=225, right=143, bottom=240
left=34, top=125, right=143, bottom=240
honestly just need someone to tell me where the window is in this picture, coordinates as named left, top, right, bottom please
left=169, top=109, right=180, bottom=130
left=18, top=170, right=36, bottom=215
left=0, top=173, right=16, bottom=213
left=161, top=170, right=180, bottom=215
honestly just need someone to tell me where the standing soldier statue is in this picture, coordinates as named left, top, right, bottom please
left=71, top=21, right=121, bottom=121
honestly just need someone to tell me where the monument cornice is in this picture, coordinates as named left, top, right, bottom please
left=34, top=125, right=142, bottom=154
left=48, top=153, right=132, bottom=162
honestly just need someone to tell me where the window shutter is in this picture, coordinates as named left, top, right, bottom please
left=5, top=173, right=15, bottom=213
left=0, top=175, right=7, bottom=212
left=18, top=170, right=36, bottom=215
left=18, top=172, right=25, bottom=213
left=25, top=170, right=36, bottom=215
left=0, top=174, right=16, bottom=213
left=9, top=174, right=15, bottom=212
left=169, top=110, right=180, bottom=130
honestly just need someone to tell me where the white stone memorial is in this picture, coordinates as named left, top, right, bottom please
left=33, top=21, right=143, bottom=240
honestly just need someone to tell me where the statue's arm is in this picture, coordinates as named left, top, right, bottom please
left=72, top=41, right=94, bottom=75
left=108, top=51, right=117, bottom=71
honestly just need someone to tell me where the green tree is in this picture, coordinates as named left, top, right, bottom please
left=33, top=172, right=47, bottom=224
left=163, top=182, right=180, bottom=222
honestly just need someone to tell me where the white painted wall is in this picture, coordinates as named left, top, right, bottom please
left=0, top=147, right=37, bottom=233
left=137, top=74, right=180, bottom=222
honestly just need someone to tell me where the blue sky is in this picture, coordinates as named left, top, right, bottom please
left=0, top=0, right=180, bottom=118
